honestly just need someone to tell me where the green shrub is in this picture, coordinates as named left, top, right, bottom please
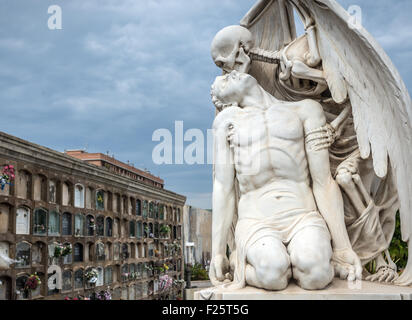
left=190, top=263, right=209, bottom=281
left=389, top=212, right=408, bottom=272
left=366, top=212, right=408, bottom=274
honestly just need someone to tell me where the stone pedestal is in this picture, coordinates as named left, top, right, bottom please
left=194, top=279, right=412, bottom=300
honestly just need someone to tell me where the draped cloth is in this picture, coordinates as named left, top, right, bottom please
left=228, top=209, right=329, bottom=290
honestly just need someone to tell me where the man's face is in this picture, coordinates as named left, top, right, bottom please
left=213, top=71, right=259, bottom=107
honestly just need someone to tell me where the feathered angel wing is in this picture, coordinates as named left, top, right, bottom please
left=241, top=0, right=297, bottom=98
left=296, top=0, right=412, bottom=285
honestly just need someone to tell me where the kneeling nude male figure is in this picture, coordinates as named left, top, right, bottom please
left=210, top=71, right=362, bottom=290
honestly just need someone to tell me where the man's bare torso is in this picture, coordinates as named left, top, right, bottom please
left=215, top=102, right=318, bottom=220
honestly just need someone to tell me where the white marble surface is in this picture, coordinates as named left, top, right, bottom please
left=195, top=279, right=412, bottom=300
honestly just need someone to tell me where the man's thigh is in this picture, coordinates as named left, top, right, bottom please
left=246, top=235, right=290, bottom=270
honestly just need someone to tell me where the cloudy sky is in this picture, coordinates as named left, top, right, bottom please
left=0, top=0, right=411, bottom=209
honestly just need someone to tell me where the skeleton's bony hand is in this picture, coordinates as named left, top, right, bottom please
left=209, top=254, right=230, bottom=286
left=332, top=247, right=363, bottom=281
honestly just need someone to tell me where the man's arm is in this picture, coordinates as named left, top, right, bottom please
left=210, top=116, right=236, bottom=284
left=300, top=100, right=362, bottom=280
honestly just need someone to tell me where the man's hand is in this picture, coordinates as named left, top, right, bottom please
left=332, top=247, right=363, bottom=281
left=209, top=254, right=231, bottom=286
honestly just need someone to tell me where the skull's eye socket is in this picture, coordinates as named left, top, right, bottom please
left=215, top=61, right=224, bottom=68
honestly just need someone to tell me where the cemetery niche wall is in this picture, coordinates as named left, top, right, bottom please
left=0, top=131, right=186, bottom=300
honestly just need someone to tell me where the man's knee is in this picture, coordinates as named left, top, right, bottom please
left=254, top=253, right=291, bottom=290
left=291, top=248, right=334, bottom=290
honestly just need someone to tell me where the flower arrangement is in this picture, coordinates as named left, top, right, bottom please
left=0, top=165, right=14, bottom=190
left=159, top=275, right=173, bottom=292
left=97, top=194, right=104, bottom=206
left=97, top=290, right=112, bottom=300
left=25, top=273, right=41, bottom=291
left=84, top=268, right=98, bottom=284
left=159, top=225, right=170, bottom=236
left=129, top=272, right=139, bottom=280
left=173, top=279, right=185, bottom=289
left=64, top=295, right=90, bottom=300
left=88, top=218, right=96, bottom=230
left=54, top=243, right=72, bottom=258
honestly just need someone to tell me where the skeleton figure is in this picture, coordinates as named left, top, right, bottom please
left=210, top=0, right=412, bottom=285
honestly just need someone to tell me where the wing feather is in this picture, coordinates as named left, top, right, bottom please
left=300, top=0, right=412, bottom=284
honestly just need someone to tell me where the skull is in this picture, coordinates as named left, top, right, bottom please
left=211, top=25, right=254, bottom=74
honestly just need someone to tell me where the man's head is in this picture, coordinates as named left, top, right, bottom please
left=211, top=71, right=261, bottom=111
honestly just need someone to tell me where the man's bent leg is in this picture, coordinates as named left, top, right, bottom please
left=288, top=226, right=334, bottom=290
left=246, top=236, right=292, bottom=290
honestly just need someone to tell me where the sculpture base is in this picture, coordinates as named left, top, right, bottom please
left=194, top=279, right=412, bottom=300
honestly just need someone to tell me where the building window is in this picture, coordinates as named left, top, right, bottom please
left=0, top=203, right=10, bottom=234
left=121, top=287, right=128, bottom=300
left=74, top=184, right=85, bottom=208
left=62, top=182, right=71, bottom=206
left=48, top=211, right=60, bottom=236
left=114, top=243, right=120, bottom=261
left=86, top=215, right=95, bottom=236
left=73, top=243, right=83, bottom=262
left=129, top=221, right=135, bottom=238
left=136, top=199, right=141, bottom=216
left=96, top=190, right=105, bottom=211
left=121, top=243, right=129, bottom=260
left=16, top=170, right=31, bottom=199
left=177, top=208, right=181, bottom=222
left=96, top=215, right=104, bottom=236
left=33, top=208, right=47, bottom=236
left=142, top=201, right=148, bottom=218
left=96, top=242, right=105, bottom=261
left=62, top=270, right=72, bottom=292
left=97, top=267, right=104, bottom=287
left=137, top=221, right=142, bottom=239
left=148, top=243, right=154, bottom=257
left=62, top=212, right=72, bottom=236
left=149, top=202, right=154, bottom=218
left=128, top=197, right=133, bottom=215
left=74, top=214, right=85, bottom=237
left=104, top=267, right=113, bottom=285
left=32, top=242, right=44, bottom=265
left=113, top=218, right=120, bottom=238
left=74, top=269, right=84, bottom=289
left=154, top=203, right=159, bottom=219
left=0, top=242, right=10, bottom=265
left=121, top=264, right=129, bottom=282
left=63, top=242, right=72, bottom=264
left=16, top=242, right=31, bottom=268
left=85, top=187, right=93, bottom=209
left=159, top=205, right=164, bottom=220
left=0, top=276, right=12, bottom=300
left=16, top=275, right=29, bottom=299
left=49, top=180, right=57, bottom=204
left=137, top=263, right=143, bottom=279
left=105, top=242, right=112, bottom=260
left=154, top=223, right=159, bottom=239
left=143, top=223, right=148, bottom=238
left=105, top=217, right=113, bottom=237
left=16, top=207, right=30, bottom=235
left=33, top=174, right=47, bottom=202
